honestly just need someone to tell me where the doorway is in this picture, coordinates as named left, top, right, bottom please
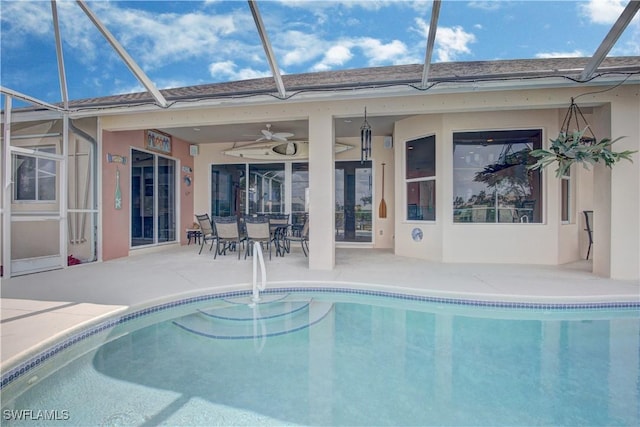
left=131, top=149, right=176, bottom=247
left=335, top=161, right=372, bottom=242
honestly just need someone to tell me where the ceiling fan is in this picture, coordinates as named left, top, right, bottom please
left=256, top=124, right=294, bottom=142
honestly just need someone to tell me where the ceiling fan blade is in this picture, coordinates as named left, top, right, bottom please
left=261, top=129, right=272, bottom=138
left=274, top=132, right=294, bottom=139
left=271, top=134, right=289, bottom=142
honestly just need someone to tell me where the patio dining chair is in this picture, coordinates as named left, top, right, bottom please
left=244, top=216, right=272, bottom=260
left=284, top=216, right=309, bottom=257
left=212, top=216, right=244, bottom=259
left=195, top=213, right=217, bottom=255
left=267, top=214, right=290, bottom=256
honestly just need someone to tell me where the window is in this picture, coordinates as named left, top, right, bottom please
left=292, top=163, right=309, bottom=225
left=561, top=169, right=570, bottom=223
left=13, top=146, right=56, bottom=201
left=248, top=164, right=285, bottom=215
left=336, top=161, right=372, bottom=242
left=211, top=164, right=245, bottom=217
left=453, top=129, right=542, bottom=223
left=406, top=136, right=436, bottom=221
left=131, top=149, right=176, bottom=246
left=210, top=163, right=285, bottom=217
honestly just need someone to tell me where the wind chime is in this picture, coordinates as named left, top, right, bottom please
left=360, top=107, right=372, bottom=164
left=561, top=97, right=596, bottom=144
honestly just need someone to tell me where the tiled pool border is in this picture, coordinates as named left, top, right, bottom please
left=2, top=286, right=639, bottom=390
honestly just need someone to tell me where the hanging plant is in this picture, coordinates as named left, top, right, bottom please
left=528, top=128, right=637, bottom=178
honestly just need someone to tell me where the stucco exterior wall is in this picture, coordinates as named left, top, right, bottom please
left=101, top=130, right=194, bottom=261
left=99, top=84, right=640, bottom=279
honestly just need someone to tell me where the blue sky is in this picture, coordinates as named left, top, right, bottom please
left=1, top=0, right=638, bottom=106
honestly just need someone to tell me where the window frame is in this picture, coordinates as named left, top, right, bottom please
left=405, top=134, right=436, bottom=222
left=12, top=145, right=58, bottom=203
left=452, top=129, right=543, bottom=224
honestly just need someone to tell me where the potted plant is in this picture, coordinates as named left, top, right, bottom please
left=528, top=128, right=637, bottom=177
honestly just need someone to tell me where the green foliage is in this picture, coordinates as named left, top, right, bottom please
left=528, top=129, right=637, bottom=177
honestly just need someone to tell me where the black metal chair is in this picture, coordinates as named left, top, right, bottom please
left=583, top=210, right=594, bottom=260
left=195, top=214, right=217, bottom=255
left=243, top=216, right=272, bottom=260
left=267, top=214, right=290, bottom=256
left=284, top=216, right=309, bottom=257
left=211, top=216, right=244, bottom=259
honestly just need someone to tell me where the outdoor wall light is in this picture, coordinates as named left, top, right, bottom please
left=360, top=107, right=372, bottom=164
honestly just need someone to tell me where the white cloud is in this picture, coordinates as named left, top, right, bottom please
left=535, top=50, right=586, bottom=59
left=580, top=0, right=627, bottom=24
left=468, top=1, right=502, bottom=11
left=357, top=37, right=415, bottom=66
left=0, top=1, right=51, bottom=44
left=312, top=44, right=354, bottom=71
left=277, top=31, right=327, bottom=67
left=435, top=26, right=476, bottom=62
left=413, top=18, right=476, bottom=63
left=209, top=61, right=238, bottom=77
left=208, top=60, right=270, bottom=81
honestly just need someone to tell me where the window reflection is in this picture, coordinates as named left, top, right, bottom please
left=248, top=164, right=285, bottom=215
left=211, top=164, right=245, bottom=217
left=406, top=135, right=436, bottom=221
left=453, top=130, right=542, bottom=223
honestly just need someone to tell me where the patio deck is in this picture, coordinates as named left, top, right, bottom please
left=1, top=245, right=639, bottom=368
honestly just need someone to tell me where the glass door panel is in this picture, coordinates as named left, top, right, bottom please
left=158, top=157, right=176, bottom=242
left=249, top=164, right=285, bottom=215
left=211, top=164, right=245, bottom=217
left=335, top=161, right=372, bottom=242
left=131, top=150, right=175, bottom=246
left=291, top=163, right=309, bottom=226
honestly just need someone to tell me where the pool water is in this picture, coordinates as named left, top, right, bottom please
left=2, top=292, right=639, bottom=426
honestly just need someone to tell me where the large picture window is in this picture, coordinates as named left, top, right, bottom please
left=406, top=135, right=436, bottom=221
left=13, top=146, right=56, bottom=201
left=453, top=129, right=542, bottom=223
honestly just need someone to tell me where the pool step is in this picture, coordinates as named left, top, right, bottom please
left=172, top=296, right=333, bottom=339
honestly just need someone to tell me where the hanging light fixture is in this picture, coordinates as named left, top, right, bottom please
left=560, top=98, right=596, bottom=144
left=360, top=107, right=372, bottom=163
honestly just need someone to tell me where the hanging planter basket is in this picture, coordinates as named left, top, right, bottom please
left=528, top=100, right=637, bottom=177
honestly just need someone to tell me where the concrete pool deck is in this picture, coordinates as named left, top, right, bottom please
left=1, top=245, right=639, bottom=368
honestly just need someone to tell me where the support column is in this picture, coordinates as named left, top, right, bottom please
left=308, top=111, right=335, bottom=270
left=608, top=96, right=640, bottom=280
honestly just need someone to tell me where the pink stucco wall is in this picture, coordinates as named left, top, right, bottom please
left=102, top=130, right=194, bottom=261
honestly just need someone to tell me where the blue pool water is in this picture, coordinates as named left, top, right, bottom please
left=2, top=290, right=639, bottom=426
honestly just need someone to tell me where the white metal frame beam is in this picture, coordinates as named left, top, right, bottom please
left=580, top=0, right=640, bottom=81
left=51, top=0, right=69, bottom=109
left=76, top=0, right=168, bottom=108
left=421, top=0, right=441, bottom=89
left=248, top=0, right=286, bottom=99
left=0, top=86, right=66, bottom=113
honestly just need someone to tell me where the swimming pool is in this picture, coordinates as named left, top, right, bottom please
left=2, top=287, right=639, bottom=426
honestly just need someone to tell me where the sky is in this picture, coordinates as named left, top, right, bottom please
left=1, top=0, right=638, bottom=107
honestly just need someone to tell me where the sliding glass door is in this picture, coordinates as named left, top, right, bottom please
left=335, top=161, right=372, bottom=242
left=210, top=161, right=373, bottom=243
left=131, top=149, right=176, bottom=247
